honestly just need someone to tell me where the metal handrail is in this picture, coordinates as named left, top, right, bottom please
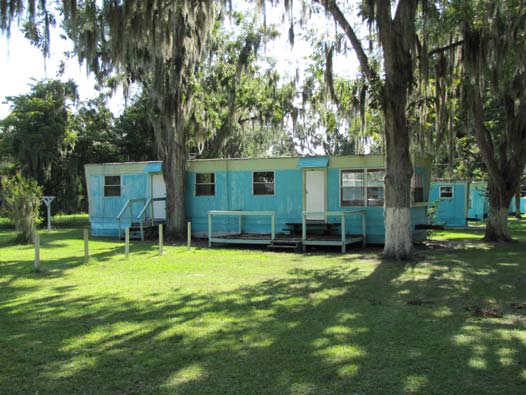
left=116, top=198, right=146, bottom=239
left=136, top=197, right=167, bottom=240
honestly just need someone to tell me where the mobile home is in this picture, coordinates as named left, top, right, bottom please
left=85, top=155, right=432, bottom=250
left=428, top=181, right=470, bottom=227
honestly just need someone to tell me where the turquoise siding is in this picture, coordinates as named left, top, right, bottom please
left=186, top=169, right=303, bottom=235
left=468, top=184, right=488, bottom=220
left=89, top=173, right=149, bottom=236
left=429, top=182, right=468, bottom=227
left=509, top=196, right=526, bottom=214
left=187, top=166, right=429, bottom=244
left=87, top=158, right=431, bottom=245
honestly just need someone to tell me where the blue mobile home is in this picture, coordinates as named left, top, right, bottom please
left=428, top=181, right=470, bottom=227
left=468, top=182, right=489, bottom=221
left=86, top=155, right=432, bottom=248
left=428, top=180, right=489, bottom=226
left=509, top=196, right=526, bottom=214
left=85, top=161, right=165, bottom=237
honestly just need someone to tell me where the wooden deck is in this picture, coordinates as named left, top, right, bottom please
left=209, top=232, right=364, bottom=252
left=207, top=210, right=366, bottom=253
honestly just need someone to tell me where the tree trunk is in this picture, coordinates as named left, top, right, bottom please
left=162, top=143, right=187, bottom=240
left=483, top=179, right=514, bottom=241
left=382, top=85, right=414, bottom=260
left=152, top=108, right=188, bottom=241
left=377, top=1, right=418, bottom=260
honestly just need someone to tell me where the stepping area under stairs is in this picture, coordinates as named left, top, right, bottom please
left=123, top=219, right=166, bottom=240
left=267, top=238, right=303, bottom=252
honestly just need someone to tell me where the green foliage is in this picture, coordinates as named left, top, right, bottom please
left=114, top=95, right=156, bottom=162
left=1, top=173, right=42, bottom=243
left=426, top=200, right=441, bottom=225
left=0, top=79, right=78, bottom=202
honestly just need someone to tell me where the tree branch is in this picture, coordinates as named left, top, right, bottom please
left=428, top=40, right=463, bottom=57
left=316, top=0, right=376, bottom=82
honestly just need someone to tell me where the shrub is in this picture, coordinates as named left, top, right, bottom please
left=1, top=174, right=42, bottom=243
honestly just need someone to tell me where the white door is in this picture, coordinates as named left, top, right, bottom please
left=152, top=174, right=166, bottom=220
left=305, top=170, right=325, bottom=220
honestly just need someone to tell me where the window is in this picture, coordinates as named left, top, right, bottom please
left=367, top=169, right=385, bottom=206
left=341, top=170, right=364, bottom=206
left=195, top=173, right=215, bottom=196
left=440, top=186, right=453, bottom=199
left=412, top=173, right=424, bottom=203
left=104, top=176, right=121, bottom=197
left=253, top=172, right=275, bottom=195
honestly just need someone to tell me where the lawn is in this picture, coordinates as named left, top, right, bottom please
left=1, top=219, right=525, bottom=394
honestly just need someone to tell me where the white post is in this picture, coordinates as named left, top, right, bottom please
left=125, top=228, right=130, bottom=259
left=84, top=228, right=90, bottom=263
left=159, top=224, right=164, bottom=255
left=187, top=222, right=192, bottom=250
left=34, top=232, right=40, bottom=272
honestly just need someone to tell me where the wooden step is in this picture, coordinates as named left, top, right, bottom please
left=267, top=239, right=302, bottom=252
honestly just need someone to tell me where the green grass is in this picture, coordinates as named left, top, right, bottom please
left=1, top=220, right=526, bottom=394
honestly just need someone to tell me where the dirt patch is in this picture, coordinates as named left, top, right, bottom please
left=467, top=305, right=503, bottom=318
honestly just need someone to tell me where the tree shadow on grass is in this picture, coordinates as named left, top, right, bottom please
left=1, top=239, right=526, bottom=395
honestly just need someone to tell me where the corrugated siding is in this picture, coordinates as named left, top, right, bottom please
left=187, top=166, right=429, bottom=244
left=89, top=172, right=148, bottom=236
left=429, top=183, right=468, bottom=227
left=468, top=185, right=488, bottom=220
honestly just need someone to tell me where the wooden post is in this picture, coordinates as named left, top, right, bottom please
left=187, top=222, right=192, bottom=250
left=159, top=224, right=164, bottom=255
left=341, top=213, right=346, bottom=253
left=84, top=228, right=90, bottom=263
left=302, top=212, right=307, bottom=252
left=208, top=212, right=212, bottom=247
left=125, top=227, right=130, bottom=259
left=34, top=232, right=40, bottom=272
left=271, top=213, right=275, bottom=241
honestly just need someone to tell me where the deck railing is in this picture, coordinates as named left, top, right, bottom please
left=301, top=210, right=366, bottom=252
left=208, top=210, right=276, bottom=247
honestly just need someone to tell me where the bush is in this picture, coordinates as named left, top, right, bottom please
left=1, top=174, right=42, bottom=243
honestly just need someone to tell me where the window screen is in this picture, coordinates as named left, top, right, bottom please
left=195, top=173, right=215, bottom=196
left=104, top=176, right=121, bottom=197
left=253, top=172, right=275, bottom=195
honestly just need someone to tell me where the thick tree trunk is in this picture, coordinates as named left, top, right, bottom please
left=470, top=88, right=526, bottom=241
left=382, top=86, right=414, bottom=260
left=485, top=206, right=512, bottom=241
left=162, top=143, right=187, bottom=240
left=483, top=179, right=514, bottom=241
left=377, top=1, right=418, bottom=260
left=152, top=108, right=188, bottom=241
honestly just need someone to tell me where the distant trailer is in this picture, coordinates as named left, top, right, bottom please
left=429, top=181, right=470, bottom=227
left=509, top=196, right=526, bottom=215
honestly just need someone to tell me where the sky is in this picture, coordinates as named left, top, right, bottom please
left=0, top=27, right=125, bottom=119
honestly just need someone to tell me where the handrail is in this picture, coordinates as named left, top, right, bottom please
left=116, top=198, right=146, bottom=239
left=301, top=210, right=367, bottom=252
left=208, top=210, right=276, bottom=247
left=117, top=198, right=146, bottom=220
left=136, top=197, right=167, bottom=240
left=137, top=197, right=166, bottom=220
